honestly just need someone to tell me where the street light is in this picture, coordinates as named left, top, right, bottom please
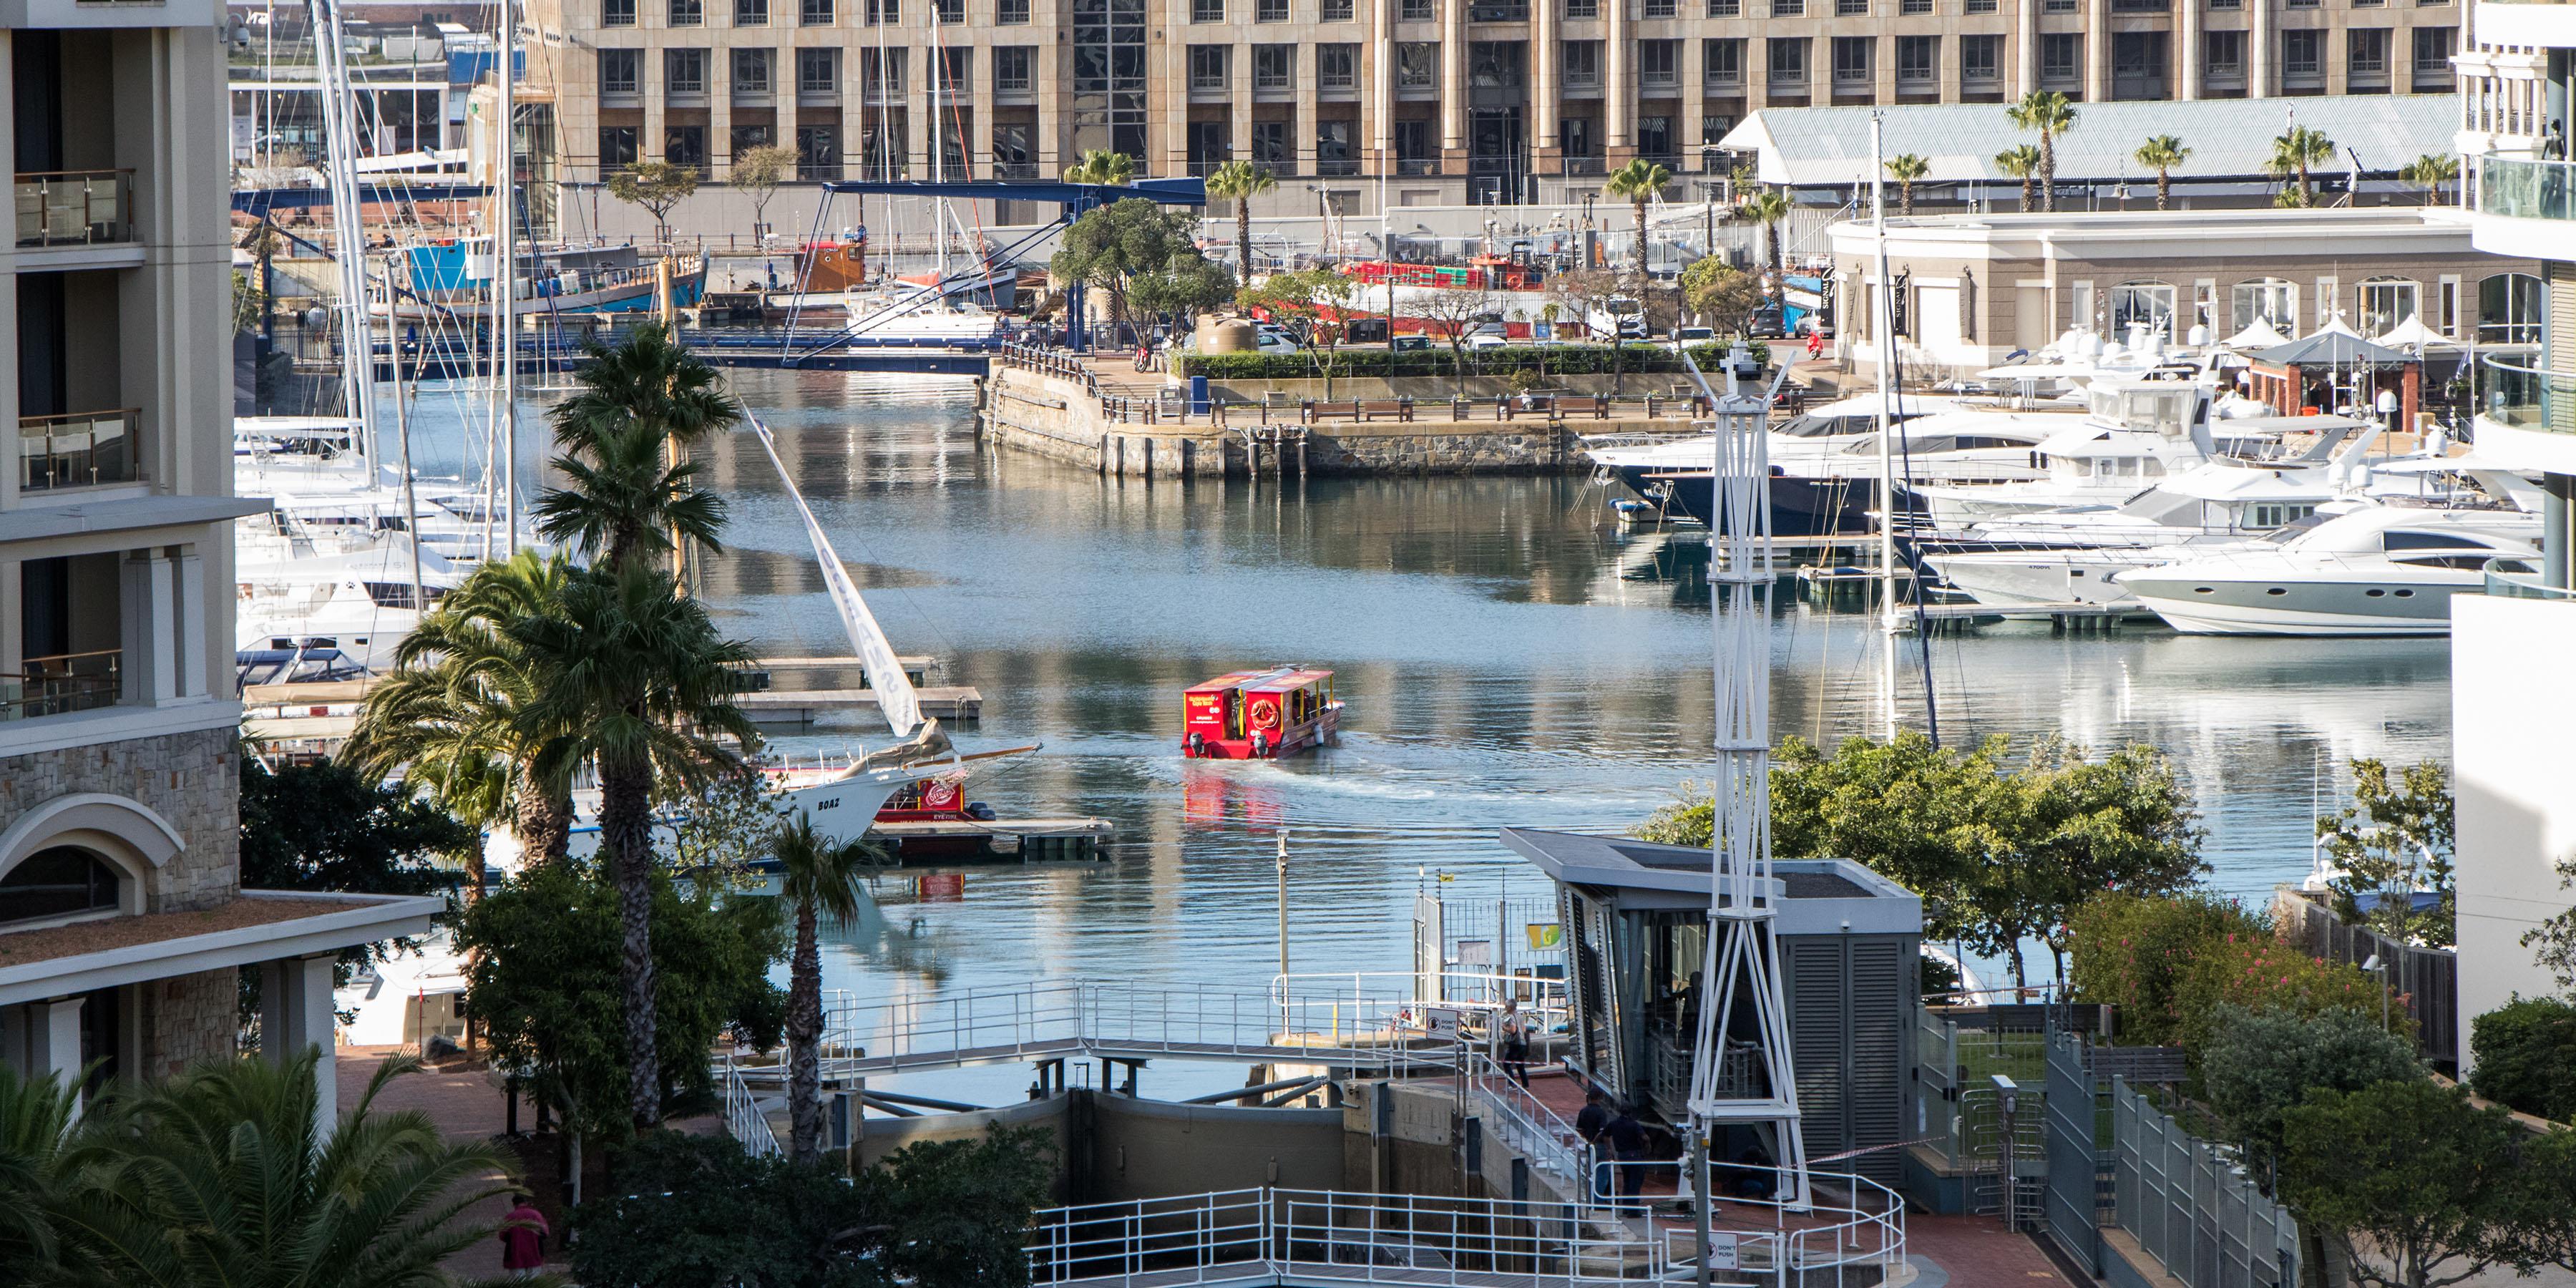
left=2363, top=953, right=2391, bottom=1032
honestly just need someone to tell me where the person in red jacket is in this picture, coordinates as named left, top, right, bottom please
left=498, top=1193, right=550, bottom=1277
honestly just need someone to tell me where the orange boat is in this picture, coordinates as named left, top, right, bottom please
left=1182, top=668, right=1342, bottom=759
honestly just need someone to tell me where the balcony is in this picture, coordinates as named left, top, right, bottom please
left=1, top=650, right=120, bottom=722
left=15, top=171, right=133, bottom=248
left=2484, top=557, right=2576, bottom=600
left=21, top=409, right=140, bottom=492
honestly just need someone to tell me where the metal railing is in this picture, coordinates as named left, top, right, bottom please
left=2477, top=154, right=2576, bottom=223
left=2475, top=353, right=2576, bottom=434
left=2111, top=1078, right=2301, bottom=1288
left=2484, top=556, right=2576, bottom=601
left=21, top=409, right=140, bottom=491
left=1, top=649, right=123, bottom=721
left=722, top=1055, right=783, bottom=1158
left=15, top=170, right=133, bottom=247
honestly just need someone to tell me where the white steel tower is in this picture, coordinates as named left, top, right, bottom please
left=1684, top=346, right=1813, bottom=1214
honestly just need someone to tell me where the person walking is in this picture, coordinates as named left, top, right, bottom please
left=1605, top=1102, right=1651, bottom=1211
left=1575, top=1088, right=1613, bottom=1204
left=498, top=1193, right=550, bottom=1278
left=1498, top=1000, right=1531, bottom=1087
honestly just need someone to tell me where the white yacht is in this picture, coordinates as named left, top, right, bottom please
left=236, top=536, right=464, bottom=671
left=2114, top=507, right=2545, bottom=635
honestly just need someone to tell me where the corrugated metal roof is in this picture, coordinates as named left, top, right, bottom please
left=1720, top=94, right=2458, bottom=186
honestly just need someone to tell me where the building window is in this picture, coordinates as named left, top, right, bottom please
left=801, top=0, right=831, bottom=21
left=599, top=125, right=640, bottom=168
left=800, top=47, right=842, bottom=95
left=1770, top=0, right=1802, bottom=15
left=1900, top=0, right=1929, bottom=11
left=0, top=849, right=122, bottom=925
left=1561, top=116, right=1597, bottom=161
left=1564, top=40, right=1603, bottom=89
left=2112, top=281, right=2177, bottom=342
left=2112, top=31, right=2165, bottom=94
left=605, top=0, right=636, bottom=22
left=1896, top=35, right=1936, bottom=85
left=736, top=0, right=768, bottom=19
left=1257, top=0, right=1287, bottom=20
left=1189, top=44, right=1229, bottom=89
left=935, top=0, right=962, bottom=19
left=1317, top=119, right=1355, bottom=174
left=670, top=0, right=703, bottom=22
left=1397, top=42, right=1439, bottom=88
left=1254, top=44, right=1295, bottom=89
left=1961, top=33, right=2001, bottom=82
left=731, top=47, right=771, bottom=93
left=1644, top=0, right=1676, bottom=15
left=666, top=48, right=708, bottom=96
left=796, top=124, right=840, bottom=179
left=600, top=47, right=642, bottom=96
left=2480, top=272, right=2542, bottom=345
left=2347, top=27, right=2390, bottom=83
left=1835, top=0, right=1867, bottom=11
left=1566, top=0, right=1598, bottom=16
left=2204, top=29, right=2244, bottom=81
left=2359, top=277, right=2419, bottom=336
left=2040, top=32, right=2081, bottom=83
left=1192, top=0, right=1223, bottom=16
left=1639, top=115, right=1674, bottom=161
left=1964, top=0, right=1994, bottom=12
left=1833, top=35, right=1873, bottom=85
left=731, top=125, right=773, bottom=158
left=665, top=125, right=707, bottom=170
left=2411, top=26, right=2454, bottom=85
left=1703, top=113, right=1735, bottom=143
left=997, top=0, right=1028, bottom=19
left=1402, top=0, right=1435, bottom=18
left=1251, top=120, right=1289, bottom=168
left=1707, top=0, right=1738, bottom=13
left=2231, top=277, right=2294, bottom=333
left=1704, top=37, right=1744, bottom=88
left=862, top=0, right=895, bottom=19
left=1318, top=43, right=1359, bottom=89
left=2282, top=29, right=2321, bottom=82
left=857, top=47, right=901, bottom=95
left=1324, top=0, right=1355, bottom=17
left=1639, top=39, right=1679, bottom=90
left=940, top=45, right=970, bottom=91
left=995, top=45, right=1033, bottom=91
left=1767, top=35, right=1807, bottom=85
left=995, top=122, right=1034, bottom=175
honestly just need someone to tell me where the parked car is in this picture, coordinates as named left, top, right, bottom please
left=1390, top=334, right=1433, bottom=353
left=1465, top=323, right=1511, bottom=351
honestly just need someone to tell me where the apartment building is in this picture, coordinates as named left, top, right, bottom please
left=522, top=0, right=2464, bottom=205
left=0, top=0, right=441, bottom=1123
left=2449, top=4, right=2576, bottom=1070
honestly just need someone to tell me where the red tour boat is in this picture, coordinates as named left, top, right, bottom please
left=1182, top=668, right=1342, bottom=759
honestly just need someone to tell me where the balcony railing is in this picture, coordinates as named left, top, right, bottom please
left=15, top=170, right=134, bottom=248
left=1, top=650, right=121, bottom=721
left=2477, top=353, right=2576, bottom=434
left=21, top=409, right=140, bottom=492
left=2478, top=153, right=2576, bottom=223
left=2484, top=557, right=2576, bottom=600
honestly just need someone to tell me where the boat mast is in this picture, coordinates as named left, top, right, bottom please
left=308, top=0, right=382, bottom=464
left=380, top=253, right=426, bottom=616
left=1870, top=111, right=1903, bottom=738
left=496, top=0, right=521, bottom=552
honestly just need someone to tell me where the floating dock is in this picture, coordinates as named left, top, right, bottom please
left=733, top=686, right=982, bottom=723
left=869, top=816, right=1114, bottom=862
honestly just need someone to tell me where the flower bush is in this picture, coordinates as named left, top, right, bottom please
left=2064, top=890, right=2267, bottom=1048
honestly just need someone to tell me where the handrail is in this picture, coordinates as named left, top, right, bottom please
left=14, top=170, right=134, bottom=248
left=19, top=408, right=141, bottom=491
left=0, top=648, right=122, bottom=721
left=2482, top=555, right=2576, bottom=600
left=2475, top=351, right=2576, bottom=434
left=721, top=1054, right=782, bottom=1158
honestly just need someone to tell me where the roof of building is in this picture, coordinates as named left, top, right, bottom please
left=2256, top=327, right=2418, bottom=367
left=1497, top=828, right=1921, bottom=935
left=0, top=891, right=445, bottom=1006
left=1720, top=94, right=2458, bottom=187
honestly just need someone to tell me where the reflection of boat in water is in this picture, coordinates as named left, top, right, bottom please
left=385, top=238, right=708, bottom=318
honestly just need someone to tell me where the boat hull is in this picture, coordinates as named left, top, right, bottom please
left=2117, top=575, right=2466, bottom=635
left=1630, top=469, right=1920, bottom=537
left=1929, top=550, right=2150, bottom=609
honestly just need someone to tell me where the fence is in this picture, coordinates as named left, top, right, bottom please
left=2041, top=1030, right=2108, bottom=1274
left=2110, top=1079, right=2303, bottom=1288
left=1914, top=1004, right=2052, bottom=1179
left=2273, top=889, right=2457, bottom=1065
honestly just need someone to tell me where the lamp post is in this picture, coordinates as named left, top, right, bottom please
left=2363, top=952, right=2391, bottom=1032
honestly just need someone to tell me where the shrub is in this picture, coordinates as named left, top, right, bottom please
left=2280, top=1078, right=2524, bottom=1288
left=2169, top=930, right=2391, bottom=1058
left=2064, top=890, right=2268, bottom=1048
left=2202, top=1004, right=2419, bottom=1184
left=2469, top=995, right=2576, bottom=1122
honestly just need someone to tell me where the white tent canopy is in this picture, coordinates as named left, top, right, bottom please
left=2376, top=313, right=2462, bottom=350
left=2220, top=320, right=2288, bottom=351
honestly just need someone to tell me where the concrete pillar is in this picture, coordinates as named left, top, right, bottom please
left=1440, top=0, right=1468, bottom=165
left=1604, top=0, right=1633, bottom=155
left=1370, top=0, right=1393, bottom=172
left=972, top=39, right=997, bottom=177
left=1533, top=0, right=1561, bottom=160
left=24, top=997, right=87, bottom=1120
left=1037, top=0, right=1066, bottom=170
left=1232, top=39, right=1255, bottom=162
left=263, top=956, right=340, bottom=1140
left=2084, top=0, right=2107, bottom=101
left=645, top=52, right=670, bottom=163
left=1682, top=38, right=1704, bottom=159
left=2250, top=0, right=2273, bottom=98
left=713, top=46, right=736, bottom=174
left=120, top=550, right=176, bottom=706
left=2014, top=0, right=2038, bottom=99
left=1294, top=41, right=1320, bottom=176
left=175, top=545, right=206, bottom=699
left=2179, top=0, right=2202, bottom=99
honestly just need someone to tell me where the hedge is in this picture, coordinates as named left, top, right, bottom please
left=2468, top=995, right=2576, bottom=1121
left=1174, top=341, right=1766, bottom=381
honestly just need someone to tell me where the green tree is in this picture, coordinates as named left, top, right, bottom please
left=1126, top=253, right=1237, bottom=338
left=1060, top=147, right=1136, bottom=186
left=609, top=160, right=701, bottom=247
left=773, top=816, right=883, bottom=1164
left=455, top=861, right=786, bottom=1179
left=2281, top=1078, right=2523, bottom=1288
left=0, top=1065, right=79, bottom=1270
left=548, top=322, right=745, bottom=464
left=1206, top=160, right=1277, bottom=279
left=2007, top=92, right=2078, bottom=213
left=1048, top=197, right=1217, bottom=340
left=47, top=1050, right=524, bottom=1288
left=1995, top=145, right=2043, bottom=213
left=1680, top=256, right=1769, bottom=335
left=536, top=326, right=742, bottom=574
left=1238, top=268, right=1359, bottom=396
left=2525, top=855, right=2576, bottom=995
left=1740, top=187, right=1792, bottom=283
left=1884, top=153, right=1928, bottom=217
left=2511, top=1128, right=2576, bottom=1274
left=512, top=563, right=760, bottom=1128
left=2267, top=125, right=2336, bottom=208
left=2401, top=153, right=2460, bottom=207
left=2316, top=757, right=2455, bottom=947
left=1604, top=157, right=1674, bottom=279
left=733, top=143, right=800, bottom=242
left=2467, top=995, right=2576, bottom=1122
left=2135, top=135, right=2190, bottom=212
left=2202, top=1005, right=2419, bottom=1186
left=2063, top=890, right=2270, bottom=1048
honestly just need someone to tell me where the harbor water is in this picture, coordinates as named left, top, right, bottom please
left=370, top=368, right=2452, bottom=1096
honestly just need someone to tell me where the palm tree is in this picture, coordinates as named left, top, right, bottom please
left=345, top=550, right=584, bottom=877
left=1062, top=148, right=1136, bottom=186
left=1741, top=187, right=1793, bottom=284
left=533, top=422, right=729, bottom=572
left=1884, top=153, right=1929, bottom=217
left=2135, top=135, right=2190, bottom=212
left=2006, top=91, right=2079, bottom=212
left=1996, top=145, right=2043, bottom=212
left=547, top=321, right=741, bottom=462
left=52, top=1051, right=519, bottom=1288
left=774, top=816, right=884, bottom=1163
left=2266, top=125, right=2336, bottom=208
left=1206, top=160, right=1276, bottom=280
left=2400, top=152, right=2459, bottom=206
left=1604, top=157, right=1674, bottom=279
left=512, top=562, right=758, bottom=1128
left=0, top=1066, right=79, bottom=1270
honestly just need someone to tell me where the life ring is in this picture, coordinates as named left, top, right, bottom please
left=924, top=780, right=962, bottom=809
left=1249, top=699, right=1281, bottom=731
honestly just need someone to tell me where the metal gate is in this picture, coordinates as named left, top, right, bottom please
left=2041, top=1028, right=2107, bottom=1277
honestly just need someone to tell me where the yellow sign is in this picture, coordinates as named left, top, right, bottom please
left=1526, top=923, right=1563, bottom=950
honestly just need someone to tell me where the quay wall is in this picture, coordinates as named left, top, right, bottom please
left=984, top=366, right=1664, bottom=478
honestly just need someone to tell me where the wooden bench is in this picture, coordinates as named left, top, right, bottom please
left=1357, top=399, right=1414, bottom=422
left=1548, top=396, right=1611, bottom=422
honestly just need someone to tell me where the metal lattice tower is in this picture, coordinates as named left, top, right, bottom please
left=1683, top=348, right=1812, bottom=1213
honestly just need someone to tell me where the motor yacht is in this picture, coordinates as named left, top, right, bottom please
left=2114, top=507, right=2544, bottom=635
left=235, top=537, right=464, bottom=671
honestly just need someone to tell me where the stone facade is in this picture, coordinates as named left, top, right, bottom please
left=0, top=726, right=243, bottom=913
left=137, top=967, right=243, bottom=1079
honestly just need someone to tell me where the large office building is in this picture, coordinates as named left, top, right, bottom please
left=0, top=0, right=441, bottom=1118
left=521, top=0, right=2467, bottom=207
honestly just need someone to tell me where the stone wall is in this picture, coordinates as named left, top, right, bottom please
left=137, top=967, right=241, bottom=1079
left=0, top=725, right=242, bottom=912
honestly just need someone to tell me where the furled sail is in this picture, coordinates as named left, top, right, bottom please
left=743, top=409, right=924, bottom=739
